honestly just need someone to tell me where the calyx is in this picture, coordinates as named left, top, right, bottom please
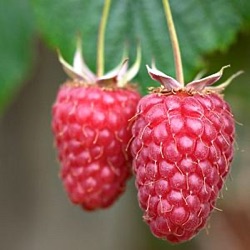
left=58, top=39, right=141, bottom=88
left=146, top=63, right=243, bottom=94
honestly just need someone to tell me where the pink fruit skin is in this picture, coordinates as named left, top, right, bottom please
left=131, top=91, right=235, bottom=243
left=52, top=83, right=140, bottom=211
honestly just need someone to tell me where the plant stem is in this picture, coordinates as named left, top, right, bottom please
left=97, top=0, right=111, bottom=77
left=162, top=0, right=184, bottom=85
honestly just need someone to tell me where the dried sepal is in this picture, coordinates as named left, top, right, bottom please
left=146, top=63, right=242, bottom=94
left=97, top=47, right=129, bottom=83
left=205, top=70, right=244, bottom=93
left=117, top=44, right=141, bottom=87
left=97, top=59, right=129, bottom=85
left=58, top=38, right=140, bottom=87
left=186, top=65, right=230, bottom=92
left=58, top=50, right=90, bottom=81
left=146, top=64, right=181, bottom=91
left=73, top=38, right=96, bottom=83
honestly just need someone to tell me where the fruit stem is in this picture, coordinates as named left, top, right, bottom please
left=162, top=0, right=184, bottom=86
left=97, top=0, right=111, bottom=77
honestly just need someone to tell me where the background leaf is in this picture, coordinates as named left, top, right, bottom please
left=0, top=0, right=35, bottom=113
left=32, top=0, right=250, bottom=94
left=1, top=0, right=250, bottom=113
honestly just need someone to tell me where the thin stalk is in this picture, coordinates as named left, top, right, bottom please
left=162, top=0, right=184, bottom=85
left=97, top=0, right=111, bottom=77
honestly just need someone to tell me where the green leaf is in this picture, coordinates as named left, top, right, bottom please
left=2, top=0, right=248, bottom=114
left=0, top=0, right=35, bottom=113
left=32, top=0, right=250, bottom=95
left=33, top=0, right=250, bottom=93
left=33, top=0, right=250, bottom=95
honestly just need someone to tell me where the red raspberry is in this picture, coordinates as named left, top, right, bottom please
left=131, top=66, right=237, bottom=242
left=52, top=83, right=140, bottom=210
left=52, top=41, right=141, bottom=210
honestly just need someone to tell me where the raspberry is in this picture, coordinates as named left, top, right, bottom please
left=52, top=83, right=140, bottom=210
left=130, top=0, right=241, bottom=242
left=52, top=39, right=141, bottom=210
left=131, top=88, right=235, bottom=242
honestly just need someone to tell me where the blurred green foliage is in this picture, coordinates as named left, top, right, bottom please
left=1, top=0, right=250, bottom=113
left=0, top=0, right=35, bottom=113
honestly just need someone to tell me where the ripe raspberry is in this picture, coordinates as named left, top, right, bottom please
left=52, top=41, right=141, bottom=210
left=131, top=66, right=238, bottom=242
